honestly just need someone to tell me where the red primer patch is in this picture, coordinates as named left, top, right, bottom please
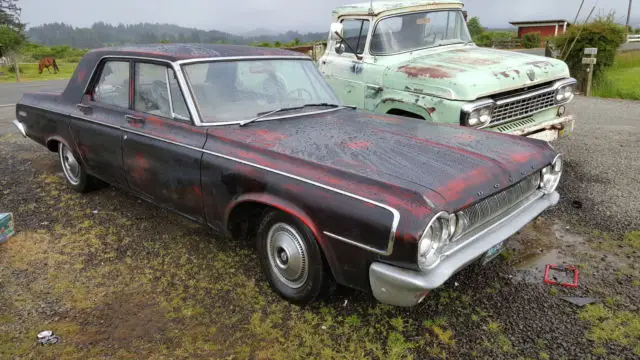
left=427, top=107, right=436, bottom=115
left=397, top=65, right=462, bottom=79
left=345, top=141, right=371, bottom=150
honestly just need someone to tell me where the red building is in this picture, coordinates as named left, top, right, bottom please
left=510, top=19, right=570, bottom=39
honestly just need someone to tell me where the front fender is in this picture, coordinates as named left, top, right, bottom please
left=374, top=90, right=464, bottom=125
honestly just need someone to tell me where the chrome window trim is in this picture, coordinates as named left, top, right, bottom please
left=174, top=55, right=309, bottom=65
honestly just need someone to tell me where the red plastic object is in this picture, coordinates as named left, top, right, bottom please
left=543, top=264, right=579, bottom=288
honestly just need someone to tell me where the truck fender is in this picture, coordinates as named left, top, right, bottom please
left=374, top=99, right=434, bottom=121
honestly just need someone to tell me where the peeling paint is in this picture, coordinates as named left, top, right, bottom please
left=397, top=65, right=463, bottom=79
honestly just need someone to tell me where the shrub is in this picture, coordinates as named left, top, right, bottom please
left=473, top=31, right=513, bottom=47
left=7, top=64, right=22, bottom=74
left=522, top=32, right=541, bottom=48
left=552, top=16, right=627, bottom=88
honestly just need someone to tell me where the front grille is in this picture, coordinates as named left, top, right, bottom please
left=444, top=172, right=541, bottom=251
left=490, top=88, right=557, bottom=125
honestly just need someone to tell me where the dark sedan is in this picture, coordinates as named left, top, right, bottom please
left=13, top=44, right=563, bottom=307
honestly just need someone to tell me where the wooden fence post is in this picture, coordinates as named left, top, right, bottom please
left=582, top=48, right=597, bottom=96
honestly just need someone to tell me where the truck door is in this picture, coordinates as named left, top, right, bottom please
left=318, top=18, right=370, bottom=109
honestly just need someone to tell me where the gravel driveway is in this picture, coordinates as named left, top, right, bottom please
left=0, top=94, right=638, bottom=359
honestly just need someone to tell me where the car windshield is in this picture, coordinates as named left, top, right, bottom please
left=370, top=10, right=471, bottom=55
left=182, top=59, right=341, bottom=123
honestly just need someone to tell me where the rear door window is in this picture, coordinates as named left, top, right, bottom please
left=92, top=61, right=130, bottom=108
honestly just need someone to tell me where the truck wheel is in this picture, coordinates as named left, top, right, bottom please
left=58, top=142, right=99, bottom=193
left=256, top=210, right=333, bottom=305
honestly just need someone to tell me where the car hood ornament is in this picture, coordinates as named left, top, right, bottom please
left=527, top=69, right=536, bottom=82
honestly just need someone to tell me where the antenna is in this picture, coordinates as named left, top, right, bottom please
left=368, top=0, right=374, bottom=15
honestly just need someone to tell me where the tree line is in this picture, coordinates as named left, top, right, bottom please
left=26, top=22, right=328, bottom=49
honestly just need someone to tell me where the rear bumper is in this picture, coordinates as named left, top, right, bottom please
left=369, top=190, right=559, bottom=307
left=12, top=120, right=27, bottom=137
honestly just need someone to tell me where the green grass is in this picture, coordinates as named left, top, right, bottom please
left=0, top=62, right=77, bottom=82
left=579, top=304, right=640, bottom=356
left=593, top=51, right=640, bottom=100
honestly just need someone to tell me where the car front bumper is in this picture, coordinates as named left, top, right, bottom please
left=369, top=190, right=560, bottom=307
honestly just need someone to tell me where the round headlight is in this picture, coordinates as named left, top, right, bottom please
left=540, top=155, right=563, bottom=194
left=418, top=213, right=457, bottom=270
left=479, top=108, right=491, bottom=124
left=564, top=86, right=573, bottom=97
left=556, top=91, right=565, bottom=102
left=468, top=111, right=480, bottom=126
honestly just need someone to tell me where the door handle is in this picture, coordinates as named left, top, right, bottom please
left=125, top=115, right=145, bottom=125
left=76, top=103, right=92, bottom=114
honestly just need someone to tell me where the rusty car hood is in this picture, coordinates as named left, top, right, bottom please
left=206, top=108, right=556, bottom=212
left=380, top=45, right=570, bottom=101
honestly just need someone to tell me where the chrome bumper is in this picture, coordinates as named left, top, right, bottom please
left=509, top=115, right=575, bottom=141
left=12, top=120, right=27, bottom=137
left=369, top=190, right=560, bottom=307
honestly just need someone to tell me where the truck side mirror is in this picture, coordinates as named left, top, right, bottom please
left=334, top=43, right=345, bottom=55
left=330, top=22, right=343, bottom=41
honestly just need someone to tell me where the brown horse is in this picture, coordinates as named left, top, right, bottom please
left=38, top=57, right=60, bottom=74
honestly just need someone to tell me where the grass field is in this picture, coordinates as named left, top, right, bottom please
left=0, top=62, right=77, bottom=83
left=593, top=51, right=640, bottom=101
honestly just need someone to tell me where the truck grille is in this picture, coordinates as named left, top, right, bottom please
left=491, top=88, right=557, bottom=125
left=448, top=172, right=541, bottom=247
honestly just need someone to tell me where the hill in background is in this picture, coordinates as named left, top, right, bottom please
left=27, top=22, right=328, bottom=48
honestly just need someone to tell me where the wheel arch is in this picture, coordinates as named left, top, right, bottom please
left=224, top=193, right=344, bottom=284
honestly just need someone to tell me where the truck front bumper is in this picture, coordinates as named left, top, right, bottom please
left=493, top=115, right=575, bottom=142
left=369, top=190, right=559, bottom=307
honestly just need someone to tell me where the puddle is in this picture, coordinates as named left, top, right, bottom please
left=507, top=218, right=588, bottom=284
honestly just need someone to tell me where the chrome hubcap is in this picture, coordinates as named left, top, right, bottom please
left=266, top=223, right=308, bottom=289
left=60, top=144, right=80, bottom=185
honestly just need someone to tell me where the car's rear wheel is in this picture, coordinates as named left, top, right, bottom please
left=256, top=210, right=333, bottom=305
left=58, top=142, right=98, bottom=193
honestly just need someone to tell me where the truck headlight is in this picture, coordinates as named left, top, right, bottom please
left=540, top=154, right=563, bottom=194
left=555, top=81, right=576, bottom=104
left=418, top=212, right=457, bottom=270
left=461, top=100, right=495, bottom=128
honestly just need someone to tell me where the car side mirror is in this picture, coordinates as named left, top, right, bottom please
left=334, top=43, right=345, bottom=55
left=330, top=22, right=343, bottom=41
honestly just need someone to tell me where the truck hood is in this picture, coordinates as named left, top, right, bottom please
left=381, top=46, right=570, bottom=101
left=207, top=108, right=557, bottom=211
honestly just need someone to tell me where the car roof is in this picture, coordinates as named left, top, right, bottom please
left=333, top=0, right=463, bottom=17
left=87, top=43, right=308, bottom=62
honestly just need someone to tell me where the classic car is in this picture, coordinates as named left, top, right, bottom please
left=317, top=0, right=577, bottom=142
left=13, top=44, right=563, bottom=307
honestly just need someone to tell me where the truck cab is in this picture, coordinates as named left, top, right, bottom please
left=317, top=0, right=577, bottom=141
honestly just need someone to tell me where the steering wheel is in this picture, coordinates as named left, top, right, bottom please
left=287, top=88, right=313, bottom=103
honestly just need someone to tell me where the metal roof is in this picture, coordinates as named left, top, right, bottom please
left=88, top=43, right=306, bottom=61
left=509, top=20, right=571, bottom=26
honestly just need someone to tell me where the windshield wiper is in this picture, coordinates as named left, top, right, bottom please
left=238, top=103, right=344, bottom=127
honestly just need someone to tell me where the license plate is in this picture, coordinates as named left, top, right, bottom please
left=481, top=241, right=505, bottom=265
left=528, top=129, right=559, bottom=142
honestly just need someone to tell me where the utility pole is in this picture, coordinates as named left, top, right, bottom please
left=627, top=0, right=634, bottom=31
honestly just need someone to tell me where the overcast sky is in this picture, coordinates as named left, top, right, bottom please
left=19, top=0, right=638, bottom=34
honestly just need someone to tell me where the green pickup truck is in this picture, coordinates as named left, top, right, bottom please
left=317, top=0, right=577, bottom=142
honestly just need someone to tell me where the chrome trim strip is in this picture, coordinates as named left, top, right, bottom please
left=120, top=127, right=401, bottom=255
left=174, top=55, right=310, bottom=65
left=324, top=231, right=390, bottom=255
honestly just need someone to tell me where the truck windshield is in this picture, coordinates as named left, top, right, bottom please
left=182, top=59, right=340, bottom=123
left=370, top=10, right=471, bottom=55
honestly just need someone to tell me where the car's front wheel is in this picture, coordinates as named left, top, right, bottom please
left=256, top=210, right=333, bottom=305
left=58, top=142, right=99, bottom=193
